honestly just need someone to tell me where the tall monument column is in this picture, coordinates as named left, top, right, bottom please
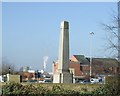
left=53, top=21, right=73, bottom=83
left=58, top=21, right=69, bottom=73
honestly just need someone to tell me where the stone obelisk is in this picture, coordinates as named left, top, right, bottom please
left=53, top=21, right=73, bottom=83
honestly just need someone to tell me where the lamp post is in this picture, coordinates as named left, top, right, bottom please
left=112, top=2, right=120, bottom=62
left=118, top=1, right=120, bottom=62
left=9, top=67, right=11, bottom=74
left=89, top=32, right=94, bottom=81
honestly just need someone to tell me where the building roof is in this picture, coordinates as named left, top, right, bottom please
left=73, top=55, right=89, bottom=65
left=93, top=58, right=119, bottom=68
left=86, top=57, right=119, bottom=68
left=72, top=55, right=119, bottom=67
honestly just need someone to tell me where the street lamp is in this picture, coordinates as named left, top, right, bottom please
left=89, top=32, right=94, bottom=81
left=111, top=26, right=120, bottom=61
left=111, top=2, right=120, bottom=62
left=118, top=1, right=120, bottom=62
left=9, top=67, right=11, bottom=74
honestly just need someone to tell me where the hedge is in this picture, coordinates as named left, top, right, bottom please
left=1, top=81, right=120, bottom=95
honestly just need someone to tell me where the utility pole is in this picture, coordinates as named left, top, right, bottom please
left=9, top=67, right=11, bottom=74
left=90, top=32, right=94, bottom=81
left=118, top=1, right=120, bottom=62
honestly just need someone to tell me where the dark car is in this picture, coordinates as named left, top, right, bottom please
left=44, top=79, right=52, bottom=83
left=28, top=80, right=38, bottom=83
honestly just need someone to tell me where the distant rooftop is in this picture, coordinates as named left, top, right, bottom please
left=86, top=57, right=119, bottom=67
left=73, top=55, right=89, bottom=65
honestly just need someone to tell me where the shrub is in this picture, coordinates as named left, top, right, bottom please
left=51, top=85, right=79, bottom=95
left=37, top=85, right=50, bottom=94
left=2, top=82, right=23, bottom=94
left=2, top=82, right=119, bottom=95
left=2, top=83, right=51, bottom=95
left=105, top=75, right=120, bottom=86
left=81, top=87, right=88, bottom=92
left=92, top=83, right=120, bottom=96
left=21, top=84, right=37, bottom=94
left=51, top=85, right=65, bottom=94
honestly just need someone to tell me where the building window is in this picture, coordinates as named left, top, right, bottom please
left=80, top=66, right=83, bottom=71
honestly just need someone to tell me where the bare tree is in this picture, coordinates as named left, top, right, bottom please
left=101, top=2, right=120, bottom=77
left=0, top=58, right=17, bottom=75
left=102, top=20, right=118, bottom=58
left=101, top=2, right=120, bottom=60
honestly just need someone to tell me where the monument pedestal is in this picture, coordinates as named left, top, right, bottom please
left=53, top=72, right=73, bottom=83
left=60, top=72, right=73, bottom=83
left=53, top=73, right=60, bottom=83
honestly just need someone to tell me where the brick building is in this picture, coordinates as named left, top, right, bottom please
left=21, top=71, right=35, bottom=81
left=53, top=55, right=120, bottom=83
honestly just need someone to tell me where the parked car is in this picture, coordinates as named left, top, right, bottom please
left=28, top=80, right=38, bottom=83
left=38, top=80, right=45, bottom=83
left=80, top=79, right=90, bottom=84
left=90, top=78, right=99, bottom=84
left=44, top=79, right=52, bottom=83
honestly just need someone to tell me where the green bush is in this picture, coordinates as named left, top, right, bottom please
left=51, top=85, right=79, bottom=95
left=92, top=83, right=120, bottom=96
left=2, top=82, right=120, bottom=95
left=105, top=75, right=120, bottom=85
left=89, top=75, right=120, bottom=96
left=2, top=82, right=23, bottom=94
left=22, top=84, right=37, bottom=94
left=2, top=83, right=54, bottom=95
left=36, top=85, right=51, bottom=94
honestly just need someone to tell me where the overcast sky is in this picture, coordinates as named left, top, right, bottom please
left=2, top=2, right=117, bottom=72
